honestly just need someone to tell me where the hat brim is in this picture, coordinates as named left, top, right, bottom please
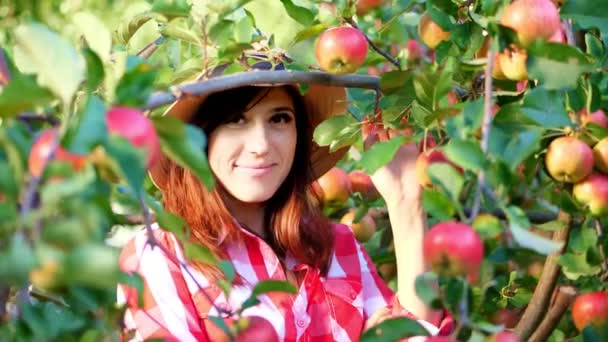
left=149, top=80, right=349, bottom=190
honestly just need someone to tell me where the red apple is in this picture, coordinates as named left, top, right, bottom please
left=573, top=173, right=608, bottom=216
left=316, top=167, right=351, bottom=206
left=545, top=136, right=594, bottom=183
left=418, top=12, right=451, bottom=50
left=315, top=27, right=368, bottom=75
left=581, top=109, right=608, bottom=128
left=423, top=221, right=484, bottom=277
left=498, top=46, right=528, bottom=81
left=235, top=316, right=279, bottom=342
left=492, top=309, right=522, bottom=329
left=571, top=291, right=608, bottom=332
left=340, top=209, right=376, bottom=242
left=492, top=53, right=508, bottom=80
left=106, top=106, right=161, bottom=169
left=348, top=170, right=380, bottom=201
left=500, top=0, right=561, bottom=47
left=28, top=128, right=88, bottom=177
left=549, top=28, right=566, bottom=43
left=593, top=137, right=608, bottom=173
left=415, top=149, right=462, bottom=188
left=356, top=0, right=384, bottom=15
left=406, top=39, right=424, bottom=62
left=490, top=331, right=521, bottom=342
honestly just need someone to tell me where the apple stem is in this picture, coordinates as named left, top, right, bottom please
left=514, top=211, right=572, bottom=340
left=468, top=43, right=495, bottom=223
left=528, top=286, right=577, bottom=342
left=343, top=17, right=402, bottom=70
left=138, top=195, right=235, bottom=329
left=144, top=70, right=380, bottom=110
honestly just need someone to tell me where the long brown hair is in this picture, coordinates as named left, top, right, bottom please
left=160, top=86, right=335, bottom=279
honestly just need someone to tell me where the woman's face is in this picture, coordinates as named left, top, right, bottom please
left=208, top=87, right=298, bottom=204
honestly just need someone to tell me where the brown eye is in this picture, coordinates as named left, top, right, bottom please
left=226, top=114, right=245, bottom=125
left=270, top=112, right=293, bottom=124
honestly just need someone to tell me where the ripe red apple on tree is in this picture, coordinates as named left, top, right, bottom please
left=106, top=106, right=161, bottom=169
left=28, top=128, right=88, bottom=177
left=492, top=53, right=508, bottom=80
left=340, top=209, right=377, bottom=242
left=545, top=136, right=594, bottom=183
left=500, top=0, right=561, bottom=47
left=348, top=170, right=380, bottom=201
left=581, top=109, right=608, bottom=128
left=315, top=27, right=368, bottom=75
left=415, top=149, right=462, bottom=188
left=355, top=0, right=384, bottom=15
left=423, top=221, right=484, bottom=277
left=418, top=12, right=451, bottom=50
left=490, top=331, right=521, bottom=342
left=571, top=291, right=608, bottom=332
left=593, top=137, right=608, bottom=173
left=573, top=173, right=608, bottom=216
left=315, top=167, right=351, bottom=206
left=498, top=46, right=528, bottom=81
left=491, top=308, right=522, bottom=329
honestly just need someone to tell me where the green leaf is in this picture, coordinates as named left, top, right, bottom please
left=504, top=206, right=563, bottom=255
left=520, top=87, right=571, bottom=127
left=415, top=272, right=440, bottom=305
left=218, top=260, right=235, bottom=283
left=184, top=242, right=218, bottom=264
left=0, top=73, right=55, bottom=117
left=526, top=41, right=595, bottom=90
left=280, top=0, right=315, bottom=27
left=561, top=1, right=608, bottom=45
left=82, top=48, right=105, bottom=93
left=380, top=70, right=414, bottom=96
left=422, top=189, right=456, bottom=221
left=208, top=316, right=232, bottom=338
left=252, top=280, right=297, bottom=296
left=428, top=163, right=463, bottom=201
left=65, top=96, right=107, bottom=154
left=115, top=57, right=158, bottom=107
left=443, top=139, right=487, bottom=172
left=160, top=19, right=200, bottom=45
left=359, top=136, right=407, bottom=174
left=290, top=23, right=327, bottom=46
left=313, top=115, right=358, bottom=147
left=569, top=226, right=598, bottom=253
left=555, top=252, right=602, bottom=280
left=0, top=234, right=36, bottom=285
left=152, top=116, right=214, bottom=190
left=104, top=135, right=148, bottom=194
left=411, top=100, right=435, bottom=127
left=116, top=13, right=158, bottom=45
left=13, top=23, right=85, bottom=105
left=489, top=125, right=543, bottom=171
left=585, top=33, right=605, bottom=60
left=360, top=317, right=430, bottom=341
left=73, top=12, right=112, bottom=63
left=151, top=0, right=192, bottom=19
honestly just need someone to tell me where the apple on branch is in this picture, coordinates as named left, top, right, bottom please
left=573, top=173, right=608, bottom=216
left=315, top=27, right=368, bottom=75
left=571, top=291, right=608, bottom=332
left=418, top=12, right=450, bottom=50
left=28, top=128, right=88, bottom=178
left=545, top=136, right=594, bottom=183
left=340, top=209, right=377, bottom=243
left=314, top=167, right=351, bottom=206
left=500, top=0, right=561, bottom=47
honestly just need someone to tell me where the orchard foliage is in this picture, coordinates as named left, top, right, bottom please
left=0, top=0, right=608, bottom=341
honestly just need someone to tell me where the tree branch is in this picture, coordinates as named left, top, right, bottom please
left=144, top=71, right=380, bottom=110
left=529, top=286, right=577, bottom=342
left=343, top=17, right=401, bottom=70
left=469, top=44, right=495, bottom=223
left=514, top=211, right=572, bottom=340
left=136, top=36, right=165, bottom=59
left=17, top=113, right=60, bottom=126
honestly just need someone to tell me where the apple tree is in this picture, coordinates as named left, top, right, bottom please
left=1, top=0, right=608, bottom=341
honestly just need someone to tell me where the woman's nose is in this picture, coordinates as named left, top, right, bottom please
left=246, top=123, right=271, bottom=155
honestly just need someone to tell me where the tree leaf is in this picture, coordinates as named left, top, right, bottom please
left=561, top=1, right=608, bottom=45
left=65, top=96, right=107, bottom=154
left=520, top=87, right=571, bottom=127
left=443, top=139, right=487, bottom=172
left=82, top=48, right=105, bottom=93
left=555, top=252, right=602, bottom=280
left=422, top=189, right=456, bottom=221
left=489, top=125, right=543, bottom=171
left=252, top=280, right=297, bottom=296
left=428, top=163, right=463, bottom=201
left=504, top=206, right=563, bottom=255
left=73, top=12, right=112, bottom=63
left=360, top=317, right=430, bottom=342
left=359, top=136, right=407, bottom=174
left=104, top=135, right=148, bottom=194
left=280, top=0, right=315, bottom=27
left=415, top=272, right=440, bottom=305
left=0, top=73, right=55, bottom=118
left=527, top=41, right=595, bottom=90
left=313, top=115, right=358, bottom=147
left=13, top=23, right=85, bottom=105
left=152, top=116, right=215, bottom=190
left=184, top=242, right=218, bottom=264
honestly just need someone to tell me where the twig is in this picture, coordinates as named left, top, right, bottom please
left=529, top=286, right=577, bottom=342
left=514, top=211, right=572, bottom=340
left=136, top=36, right=165, bottom=59
left=343, top=17, right=401, bottom=70
left=144, top=71, right=380, bottom=110
left=468, top=44, right=495, bottom=223
left=17, top=113, right=60, bottom=126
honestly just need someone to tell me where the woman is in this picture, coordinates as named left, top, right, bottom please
left=117, top=56, right=451, bottom=341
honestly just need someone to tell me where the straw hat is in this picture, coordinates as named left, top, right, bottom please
left=149, top=52, right=350, bottom=190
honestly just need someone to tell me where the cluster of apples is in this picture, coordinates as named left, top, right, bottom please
left=545, top=109, right=608, bottom=216
left=493, top=0, right=564, bottom=81
left=28, top=107, right=160, bottom=178
left=313, top=167, right=380, bottom=242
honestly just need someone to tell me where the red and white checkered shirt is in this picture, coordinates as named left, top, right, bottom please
left=117, top=222, right=453, bottom=341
